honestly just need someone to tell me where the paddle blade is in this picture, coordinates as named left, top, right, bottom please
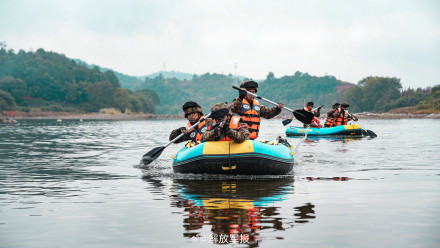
left=142, top=146, right=165, bottom=165
left=367, top=130, right=377, bottom=138
left=282, top=118, right=293, bottom=126
left=362, top=129, right=368, bottom=136
left=293, top=110, right=315, bottom=124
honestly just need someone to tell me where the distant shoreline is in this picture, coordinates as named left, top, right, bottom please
left=2, top=111, right=440, bottom=121
left=2, top=112, right=182, bottom=120
left=277, top=112, right=440, bottom=120
left=354, top=112, right=440, bottom=119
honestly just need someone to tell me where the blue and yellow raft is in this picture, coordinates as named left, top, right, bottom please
left=172, top=140, right=294, bottom=175
left=286, top=124, right=364, bottom=137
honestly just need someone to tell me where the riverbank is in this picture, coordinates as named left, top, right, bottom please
left=278, top=111, right=440, bottom=119
left=355, top=112, right=440, bottom=119
left=2, top=111, right=182, bottom=120
left=2, top=111, right=440, bottom=121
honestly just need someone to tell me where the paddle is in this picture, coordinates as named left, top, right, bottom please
left=282, top=110, right=315, bottom=126
left=348, top=114, right=377, bottom=138
left=232, top=86, right=314, bottom=125
left=142, top=112, right=212, bottom=165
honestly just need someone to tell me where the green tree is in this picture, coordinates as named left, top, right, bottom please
left=343, top=86, right=364, bottom=112
left=0, top=90, right=16, bottom=110
left=113, top=88, right=131, bottom=112
left=343, top=77, right=402, bottom=112
left=134, top=91, right=156, bottom=114
left=0, top=77, right=27, bottom=103
left=417, top=85, right=440, bottom=111
left=104, top=70, right=120, bottom=88
left=266, top=72, right=275, bottom=82
left=86, top=81, right=116, bottom=111
left=129, top=95, right=143, bottom=113
left=135, top=88, right=160, bottom=105
left=65, top=81, right=89, bottom=104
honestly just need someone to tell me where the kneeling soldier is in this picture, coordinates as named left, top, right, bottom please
left=201, top=102, right=249, bottom=143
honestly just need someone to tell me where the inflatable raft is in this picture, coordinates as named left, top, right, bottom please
left=286, top=124, right=364, bottom=137
left=172, top=140, right=294, bottom=175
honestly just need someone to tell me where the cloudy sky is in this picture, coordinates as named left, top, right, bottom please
left=1, top=0, right=439, bottom=88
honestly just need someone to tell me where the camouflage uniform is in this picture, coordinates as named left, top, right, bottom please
left=327, top=108, right=338, bottom=118
left=201, top=102, right=249, bottom=143
left=169, top=101, right=205, bottom=143
left=230, top=97, right=282, bottom=119
left=230, top=80, right=283, bottom=140
left=169, top=127, right=190, bottom=143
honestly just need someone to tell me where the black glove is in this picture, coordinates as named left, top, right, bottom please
left=223, top=121, right=230, bottom=133
left=317, top=106, right=322, bottom=111
left=213, top=125, right=221, bottom=140
left=177, top=127, right=186, bottom=134
left=239, top=89, right=247, bottom=99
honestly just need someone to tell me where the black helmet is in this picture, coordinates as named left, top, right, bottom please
left=182, top=101, right=203, bottom=118
left=240, top=80, right=258, bottom=93
left=210, top=102, right=231, bottom=119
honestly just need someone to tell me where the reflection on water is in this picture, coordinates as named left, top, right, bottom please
left=143, top=176, right=316, bottom=246
left=287, top=135, right=364, bottom=143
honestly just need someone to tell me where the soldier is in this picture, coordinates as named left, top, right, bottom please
left=334, top=102, right=358, bottom=126
left=201, top=102, right=249, bottom=143
left=169, top=101, right=207, bottom=143
left=303, top=101, right=322, bottom=128
left=304, top=102, right=321, bottom=117
left=230, top=80, right=284, bottom=139
left=324, top=102, right=340, bottom=127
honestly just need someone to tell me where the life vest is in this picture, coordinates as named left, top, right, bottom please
left=210, top=114, right=242, bottom=141
left=324, top=115, right=335, bottom=127
left=325, top=110, right=336, bottom=127
left=334, top=108, right=349, bottom=126
left=240, top=99, right=261, bottom=139
left=186, top=116, right=207, bottom=142
left=303, top=106, right=316, bottom=113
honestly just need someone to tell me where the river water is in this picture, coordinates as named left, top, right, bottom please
left=0, top=118, right=439, bottom=248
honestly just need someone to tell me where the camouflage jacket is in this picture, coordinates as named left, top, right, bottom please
left=201, top=116, right=249, bottom=143
left=230, top=97, right=282, bottom=119
left=169, top=127, right=190, bottom=143
left=326, top=109, right=338, bottom=118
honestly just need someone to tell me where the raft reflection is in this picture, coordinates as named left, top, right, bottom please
left=169, top=178, right=315, bottom=245
left=288, top=135, right=363, bottom=143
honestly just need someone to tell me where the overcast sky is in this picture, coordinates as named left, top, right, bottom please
left=1, top=0, right=439, bottom=88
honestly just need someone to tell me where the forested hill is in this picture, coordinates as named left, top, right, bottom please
left=73, top=59, right=145, bottom=89
left=140, top=73, right=239, bottom=115
left=260, top=72, right=352, bottom=109
left=3, top=48, right=435, bottom=116
left=138, top=72, right=352, bottom=115
left=0, top=48, right=158, bottom=113
left=117, top=70, right=246, bottom=90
